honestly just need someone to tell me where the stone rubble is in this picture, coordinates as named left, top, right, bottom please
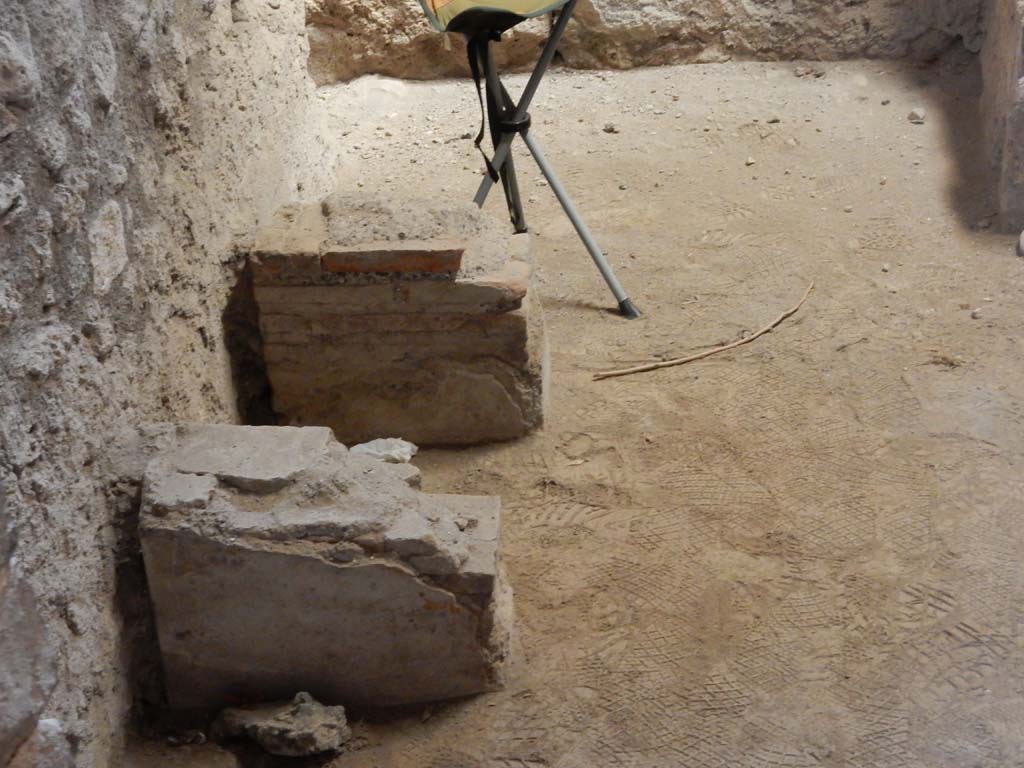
left=350, top=438, right=419, bottom=464
left=213, top=693, right=350, bottom=757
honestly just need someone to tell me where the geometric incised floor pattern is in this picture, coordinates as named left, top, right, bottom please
left=326, top=57, right=1024, bottom=768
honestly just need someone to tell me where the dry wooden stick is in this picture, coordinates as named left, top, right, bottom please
left=594, top=282, right=815, bottom=381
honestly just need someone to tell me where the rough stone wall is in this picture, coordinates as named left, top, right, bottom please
left=980, top=0, right=1024, bottom=229
left=561, top=0, right=984, bottom=68
left=0, top=0, right=335, bottom=764
left=305, top=0, right=985, bottom=84
left=306, top=0, right=548, bottom=84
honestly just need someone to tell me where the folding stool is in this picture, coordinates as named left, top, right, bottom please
left=419, top=0, right=642, bottom=318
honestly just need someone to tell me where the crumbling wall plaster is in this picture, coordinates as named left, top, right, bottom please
left=305, top=0, right=985, bottom=84
left=0, top=0, right=336, bottom=764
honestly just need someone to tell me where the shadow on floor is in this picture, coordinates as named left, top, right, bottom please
left=222, top=262, right=277, bottom=426
left=892, top=43, right=1000, bottom=231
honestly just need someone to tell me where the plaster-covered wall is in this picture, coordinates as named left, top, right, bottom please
left=306, top=0, right=986, bottom=84
left=0, top=0, right=336, bottom=764
left=980, top=0, right=1024, bottom=229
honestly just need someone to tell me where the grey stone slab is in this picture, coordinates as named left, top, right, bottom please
left=139, top=425, right=511, bottom=710
left=159, top=424, right=335, bottom=493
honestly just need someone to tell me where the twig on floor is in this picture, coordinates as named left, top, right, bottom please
left=594, top=282, right=815, bottom=381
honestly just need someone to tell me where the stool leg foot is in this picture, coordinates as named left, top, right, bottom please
left=618, top=298, right=642, bottom=319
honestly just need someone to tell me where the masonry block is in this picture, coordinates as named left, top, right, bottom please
left=139, top=425, right=513, bottom=710
left=247, top=195, right=547, bottom=446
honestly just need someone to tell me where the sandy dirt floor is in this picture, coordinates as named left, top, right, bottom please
left=303, top=54, right=1024, bottom=767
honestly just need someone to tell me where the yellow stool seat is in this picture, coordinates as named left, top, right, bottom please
left=420, top=0, right=570, bottom=32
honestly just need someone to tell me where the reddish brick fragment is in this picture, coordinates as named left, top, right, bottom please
left=322, top=241, right=464, bottom=275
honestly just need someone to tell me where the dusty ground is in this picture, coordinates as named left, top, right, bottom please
left=312, top=55, right=1024, bottom=767
left=214, top=55, right=1024, bottom=766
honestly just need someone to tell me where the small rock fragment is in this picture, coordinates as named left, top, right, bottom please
left=106, top=163, right=128, bottom=192
left=908, top=108, right=926, bottom=125
left=844, top=205, right=854, bottom=213
left=970, top=308, right=982, bottom=320
left=745, top=157, right=756, bottom=166
left=602, top=123, right=619, bottom=134
left=88, top=200, right=128, bottom=294
left=350, top=437, right=418, bottom=464
left=881, top=263, right=890, bottom=273
left=0, top=32, right=41, bottom=107
left=34, top=120, right=69, bottom=177
left=165, top=730, right=206, bottom=747
left=0, top=105, right=16, bottom=140
left=90, top=32, right=118, bottom=108
left=794, top=66, right=825, bottom=79
left=214, top=693, right=350, bottom=757
left=0, top=173, right=26, bottom=223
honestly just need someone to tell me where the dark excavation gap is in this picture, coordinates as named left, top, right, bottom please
left=223, top=261, right=278, bottom=427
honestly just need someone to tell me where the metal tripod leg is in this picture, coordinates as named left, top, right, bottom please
left=521, top=132, right=640, bottom=318
left=481, top=39, right=527, bottom=233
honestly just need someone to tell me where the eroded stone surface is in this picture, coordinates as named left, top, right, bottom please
left=156, top=423, right=334, bottom=493
left=250, top=194, right=519, bottom=282
left=87, top=200, right=127, bottom=295
left=0, top=485, right=57, bottom=767
left=140, top=425, right=511, bottom=710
